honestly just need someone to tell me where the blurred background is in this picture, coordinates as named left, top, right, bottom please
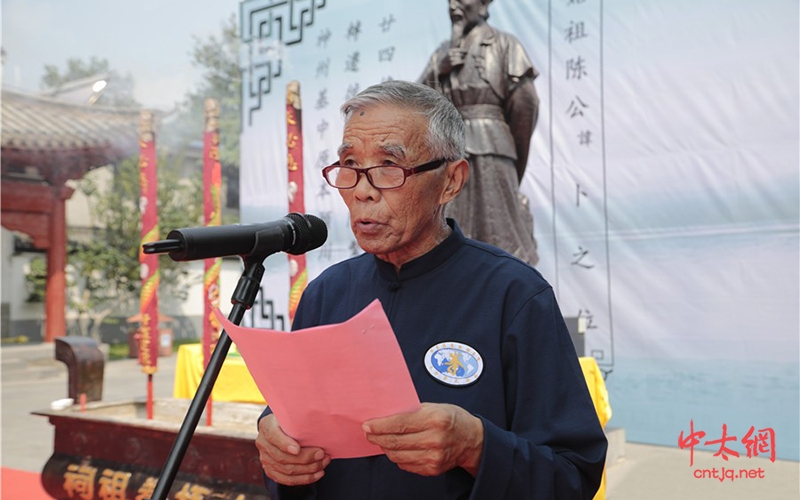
left=1, top=0, right=798, bottom=497
left=2, top=0, right=244, bottom=348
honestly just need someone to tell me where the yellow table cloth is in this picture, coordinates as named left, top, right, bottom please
left=579, top=356, right=612, bottom=500
left=173, top=343, right=265, bottom=404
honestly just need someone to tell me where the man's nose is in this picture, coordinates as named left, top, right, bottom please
left=353, top=170, right=378, bottom=199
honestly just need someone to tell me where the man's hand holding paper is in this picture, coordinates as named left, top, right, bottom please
left=256, top=413, right=330, bottom=486
left=363, top=402, right=484, bottom=478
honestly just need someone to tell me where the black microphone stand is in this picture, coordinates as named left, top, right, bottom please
left=146, top=252, right=267, bottom=500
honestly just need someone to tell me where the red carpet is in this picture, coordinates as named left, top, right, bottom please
left=1, top=467, right=52, bottom=499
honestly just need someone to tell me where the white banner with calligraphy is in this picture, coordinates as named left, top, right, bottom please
left=238, top=0, right=798, bottom=460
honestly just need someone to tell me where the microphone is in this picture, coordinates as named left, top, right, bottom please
left=143, top=213, right=328, bottom=261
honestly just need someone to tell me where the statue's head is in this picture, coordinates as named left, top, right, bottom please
left=450, top=0, right=493, bottom=28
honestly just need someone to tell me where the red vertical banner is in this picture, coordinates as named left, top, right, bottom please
left=286, top=81, right=307, bottom=323
left=203, top=99, right=223, bottom=364
left=203, top=99, right=222, bottom=427
left=138, top=110, right=159, bottom=376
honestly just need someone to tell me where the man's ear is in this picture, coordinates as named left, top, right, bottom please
left=440, top=159, right=469, bottom=205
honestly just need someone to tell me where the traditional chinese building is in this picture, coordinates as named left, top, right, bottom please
left=1, top=87, right=140, bottom=342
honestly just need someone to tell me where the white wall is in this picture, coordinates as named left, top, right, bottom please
left=65, top=166, right=112, bottom=229
left=1, top=227, right=46, bottom=339
left=160, top=257, right=243, bottom=318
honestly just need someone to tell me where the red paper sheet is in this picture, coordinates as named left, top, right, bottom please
left=214, top=299, right=421, bottom=458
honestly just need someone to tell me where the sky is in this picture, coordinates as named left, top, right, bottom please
left=1, top=0, right=241, bottom=110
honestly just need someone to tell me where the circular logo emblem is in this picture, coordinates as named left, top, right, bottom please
left=424, top=342, right=484, bottom=386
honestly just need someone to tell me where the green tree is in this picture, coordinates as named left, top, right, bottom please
left=166, top=14, right=241, bottom=198
left=41, top=56, right=138, bottom=107
left=69, top=154, right=202, bottom=340
left=42, top=56, right=110, bottom=87
left=24, top=256, right=47, bottom=303
left=46, top=14, right=240, bottom=339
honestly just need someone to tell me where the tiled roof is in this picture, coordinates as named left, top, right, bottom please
left=1, top=88, right=141, bottom=179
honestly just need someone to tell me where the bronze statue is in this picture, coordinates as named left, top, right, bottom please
left=419, top=0, right=540, bottom=265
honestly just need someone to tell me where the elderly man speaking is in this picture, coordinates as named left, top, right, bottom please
left=256, top=80, right=607, bottom=500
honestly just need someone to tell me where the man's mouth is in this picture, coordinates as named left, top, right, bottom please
left=355, top=219, right=382, bottom=232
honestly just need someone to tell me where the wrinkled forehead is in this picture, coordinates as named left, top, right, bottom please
left=338, top=104, right=430, bottom=162
left=337, top=141, right=410, bottom=162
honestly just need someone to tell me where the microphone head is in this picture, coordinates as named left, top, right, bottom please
left=285, top=213, right=328, bottom=255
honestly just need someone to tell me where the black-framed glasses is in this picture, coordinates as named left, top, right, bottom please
left=322, top=158, right=447, bottom=190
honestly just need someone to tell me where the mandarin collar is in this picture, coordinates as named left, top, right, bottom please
left=374, top=219, right=465, bottom=283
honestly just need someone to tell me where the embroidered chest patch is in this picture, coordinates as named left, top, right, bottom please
left=424, top=342, right=484, bottom=386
